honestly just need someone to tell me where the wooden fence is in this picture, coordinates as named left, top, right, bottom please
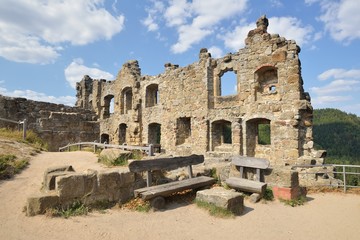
left=0, top=117, right=27, bottom=139
left=58, top=142, right=155, bottom=156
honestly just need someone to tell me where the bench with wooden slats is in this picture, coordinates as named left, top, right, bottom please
left=225, top=156, right=269, bottom=196
left=128, top=154, right=215, bottom=209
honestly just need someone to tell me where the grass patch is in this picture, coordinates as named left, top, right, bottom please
left=195, top=199, right=234, bottom=218
left=46, top=201, right=89, bottom=219
left=98, top=150, right=144, bottom=167
left=280, top=196, right=307, bottom=207
left=0, top=154, right=29, bottom=180
left=0, top=128, right=48, bottom=151
left=98, top=152, right=132, bottom=166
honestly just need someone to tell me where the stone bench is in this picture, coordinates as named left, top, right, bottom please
left=196, top=187, right=244, bottom=215
left=225, top=156, right=269, bottom=202
left=128, top=154, right=216, bottom=209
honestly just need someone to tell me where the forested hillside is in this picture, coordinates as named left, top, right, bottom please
left=313, top=108, right=360, bottom=165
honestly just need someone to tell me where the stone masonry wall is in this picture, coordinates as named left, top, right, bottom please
left=0, top=95, right=99, bottom=151
left=75, top=16, right=324, bottom=168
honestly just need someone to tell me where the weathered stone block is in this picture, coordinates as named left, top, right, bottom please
left=196, top=187, right=244, bottom=215
left=43, top=165, right=75, bottom=191
left=26, top=192, right=59, bottom=216
left=56, top=173, right=86, bottom=199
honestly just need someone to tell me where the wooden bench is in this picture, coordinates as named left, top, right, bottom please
left=128, top=154, right=216, bottom=209
left=225, top=156, right=270, bottom=197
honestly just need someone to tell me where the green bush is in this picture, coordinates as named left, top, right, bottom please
left=263, top=188, right=274, bottom=201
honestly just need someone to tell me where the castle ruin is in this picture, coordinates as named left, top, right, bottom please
left=75, top=16, right=323, bottom=167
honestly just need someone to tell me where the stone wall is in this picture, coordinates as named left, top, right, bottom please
left=26, top=166, right=145, bottom=216
left=76, top=16, right=324, bottom=168
left=0, top=95, right=99, bottom=151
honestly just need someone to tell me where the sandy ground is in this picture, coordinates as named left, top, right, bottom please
left=0, top=151, right=360, bottom=240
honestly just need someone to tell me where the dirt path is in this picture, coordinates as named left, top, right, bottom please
left=0, top=151, right=359, bottom=240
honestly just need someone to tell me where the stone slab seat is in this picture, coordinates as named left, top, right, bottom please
left=225, top=177, right=267, bottom=195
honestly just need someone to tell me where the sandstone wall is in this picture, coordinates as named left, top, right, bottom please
left=0, top=95, right=99, bottom=151
left=75, top=16, right=324, bottom=167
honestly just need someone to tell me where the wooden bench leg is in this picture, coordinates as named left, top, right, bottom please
left=150, top=196, right=166, bottom=210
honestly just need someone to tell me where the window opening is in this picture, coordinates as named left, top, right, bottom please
left=146, top=84, right=159, bottom=107
left=176, top=117, right=191, bottom=145
left=148, top=123, right=161, bottom=144
left=119, top=123, right=127, bottom=144
left=103, top=95, right=114, bottom=119
left=220, top=70, right=237, bottom=96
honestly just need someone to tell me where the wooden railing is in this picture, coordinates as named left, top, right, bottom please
left=59, top=142, right=155, bottom=156
left=292, top=164, right=360, bottom=193
left=0, top=117, right=27, bottom=139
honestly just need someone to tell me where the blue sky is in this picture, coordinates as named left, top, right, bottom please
left=0, top=0, right=359, bottom=116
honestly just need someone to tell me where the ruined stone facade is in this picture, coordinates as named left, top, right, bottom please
left=0, top=95, right=99, bottom=151
left=76, top=16, right=323, bottom=167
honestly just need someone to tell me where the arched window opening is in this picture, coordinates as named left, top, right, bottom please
left=211, top=120, right=232, bottom=150
left=103, top=95, right=114, bottom=119
left=219, top=70, right=237, bottom=96
left=246, top=118, right=271, bottom=157
left=255, top=66, right=278, bottom=94
left=119, top=123, right=127, bottom=144
left=100, top=133, right=110, bottom=144
left=148, top=123, right=161, bottom=144
left=146, top=84, right=159, bottom=107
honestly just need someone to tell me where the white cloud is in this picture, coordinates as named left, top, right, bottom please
left=142, top=14, right=159, bottom=32
left=142, top=0, right=165, bottom=32
left=310, top=67, right=360, bottom=115
left=219, top=16, right=315, bottom=51
left=311, top=79, right=360, bottom=95
left=144, top=0, right=248, bottom=53
left=267, top=17, right=314, bottom=46
left=164, top=0, right=191, bottom=27
left=0, top=0, right=125, bottom=64
left=64, top=58, right=114, bottom=89
left=208, top=46, right=224, bottom=58
left=317, top=0, right=360, bottom=43
left=318, top=68, right=360, bottom=81
left=220, top=22, right=254, bottom=51
left=0, top=87, right=76, bottom=106
left=311, top=95, right=352, bottom=104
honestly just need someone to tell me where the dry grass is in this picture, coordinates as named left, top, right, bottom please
left=307, top=186, right=360, bottom=194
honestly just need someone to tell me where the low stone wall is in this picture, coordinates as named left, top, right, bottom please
left=0, top=95, right=99, bottom=151
left=26, top=166, right=145, bottom=216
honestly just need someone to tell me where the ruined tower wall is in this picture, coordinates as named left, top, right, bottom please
left=75, top=16, right=320, bottom=167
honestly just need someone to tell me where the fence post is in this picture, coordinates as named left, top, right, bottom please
left=343, top=166, right=346, bottom=193
left=22, top=119, right=27, bottom=140
left=148, top=144, right=154, bottom=156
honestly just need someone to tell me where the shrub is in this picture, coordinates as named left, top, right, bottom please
left=0, top=154, right=29, bottom=179
left=280, top=196, right=307, bottom=207
left=263, top=188, right=274, bottom=201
